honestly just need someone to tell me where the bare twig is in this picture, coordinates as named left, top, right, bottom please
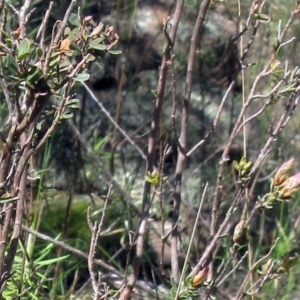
left=186, top=80, right=236, bottom=157
left=175, top=183, right=208, bottom=299
left=119, top=1, right=184, bottom=299
left=53, top=0, right=76, bottom=46
left=216, top=251, right=249, bottom=287
left=189, top=189, right=244, bottom=278
left=209, top=57, right=273, bottom=242
left=36, top=1, right=54, bottom=42
left=81, top=82, right=147, bottom=160
left=21, top=224, right=158, bottom=298
left=171, top=0, right=211, bottom=282
left=19, top=0, right=31, bottom=39
left=4, top=0, right=19, bottom=16
left=235, top=238, right=279, bottom=299
left=88, top=187, right=112, bottom=299
left=250, top=88, right=300, bottom=176
left=67, top=120, right=140, bottom=215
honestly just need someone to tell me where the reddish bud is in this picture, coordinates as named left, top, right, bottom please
left=12, top=27, right=21, bottom=38
left=192, top=267, right=209, bottom=288
left=252, top=2, right=259, bottom=14
left=261, top=258, right=273, bottom=276
left=274, top=158, right=295, bottom=186
left=233, top=220, right=246, bottom=244
left=280, top=173, right=300, bottom=199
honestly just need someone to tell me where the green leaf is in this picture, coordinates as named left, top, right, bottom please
left=5, top=54, right=18, bottom=72
left=232, top=160, right=239, bottom=171
left=254, top=13, right=271, bottom=23
left=73, top=73, right=90, bottom=82
left=58, top=60, right=69, bottom=70
left=244, top=161, right=252, bottom=170
left=67, top=27, right=80, bottom=40
left=151, top=89, right=158, bottom=97
left=48, top=54, right=60, bottom=67
left=86, top=55, right=95, bottom=62
left=89, top=23, right=104, bottom=38
left=0, top=196, right=18, bottom=203
left=108, top=49, right=122, bottom=55
left=35, top=255, right=69, bottom=266
left=5, top=38, right=12, bottom=47
left=270, top=59, right=281, bottom=72
left=26, top=66, right=43, bottom=84
left=145, top=175, right=157, bottom=184
left=67, top=98, right=80, bottom=108
left=17, top=38, right=31, bottom=61
left=276, top=45, right=284, bottom=59
left=36, top=47, right=43, bottom=58
left=61, top=112, right=73, bottom=119
left=36, top=120, right=44, bottom=131
left=64, top=26, right=71, bottom=36
left=69, top=13, right=80, bottom=27
left=88, top=37, right=106, bottom=51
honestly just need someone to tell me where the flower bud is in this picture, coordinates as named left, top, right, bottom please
left=252, top=1, right=259, bottom=14
left=277, top=248, right=299, bottom=273
left=280, top=173, right=300, bottom=199
left=261, top=258, right=273, bottom=276
left=192, top=267, right=209, bottom=288
left=233, top=220, right=245, bottom=244
left=274, top=158, right=294, bottom=186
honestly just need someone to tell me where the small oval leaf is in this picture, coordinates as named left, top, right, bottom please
left=61, top=112, right=73, bottom=119
left=108, top=50, right=122, bottom=55
left=254, top=13, right=271, bottom=23
left=18, top=38, right=31, bottom=61
left=69, top=13, right=80, bottom=27
left=73, top=73, right=90, bottom=82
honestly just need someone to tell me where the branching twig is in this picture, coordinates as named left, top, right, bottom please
left=19, top=0, right=31, bottom=39
left=21, top=224, right=158, bottom=298
left=119, top=1, right=184, bottom=298
left=216, top=251, right=249, bottom=287
left=250, top=88, right=300, bottom=176
left=36, top=1, right=54, bottom=43
left=81, top=82, right=147, bottom=160
left=235, top=238, right=279, bottom=299
left=53, top=0, right=76, bottom=46
left=189, top=189, right=244, bottom=278
left=88, top=186, right=112, bottom=299
left=68, top=120, right=140, bottom=215
left=171, top=0, right=211, bottom=283
left=175, top=183, right=208, bottom=299
left=186, top=80, right=236, bottom=157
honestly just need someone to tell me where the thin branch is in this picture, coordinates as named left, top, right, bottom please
left=216, top=251, right=249, bottom=287
left=88, top=187, right=112, bottom=299
left=189, top=189, right=244, bottom=278
left=36, top=1, right=54, bottom=42
left=278, top=7, right=299, bottom=42
left=19, top=0, right=31, bottom=39
left=4, top=0, right=19, bottom=16
left=53, top=0, right=76, bottom=46
left=81, top=82, right=147, bottom=160
left=67, top=120, right=140, bottom=215
left=235, top=238, right=279, bottom=299
left=172, top=0, right=212, bottom=282
left=21, top=224, right=158, bottom=298
left=186, top=80, right=236, bottom=157
left=175, top=183, right=208, bottom=299
left=119, top=1, right=184, bottom=298
left=250, top=88, right=300, bottom=176
left=209, top=57, right=273, bottom=241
